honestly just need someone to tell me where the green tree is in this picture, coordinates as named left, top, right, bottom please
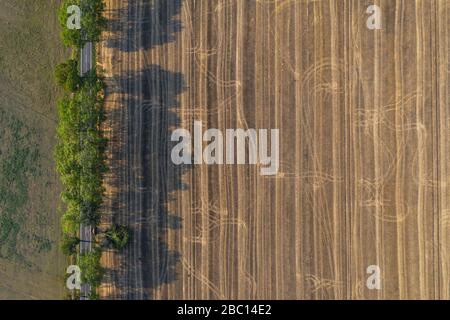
left=88, top=289, right=100, bottom=300
left=105, top=225, right=130, bottom=250
left=60, top=234, right=80, bottom=255
left=81, top=0, right=107, bottom=42
left=55, top=73, right=108, bottom=229
left=61, top=28, right=83, bottom=48
left=61, top=206, right=81, bottom=235
left=55, top=59, right=81, bottom=92
left=58, top=0, right=83, bottom=47
left=78, top=249, right=104, bottom=287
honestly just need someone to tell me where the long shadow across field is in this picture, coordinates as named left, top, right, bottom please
left=104, top=65, right=188, bottom=299
left=105, top=0, right=183, bottom=52
left=102, top=0, right=188, bottom=299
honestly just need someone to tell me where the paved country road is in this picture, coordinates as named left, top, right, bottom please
left=81, top=41, right=93, bottom=75
left=79, top=41, right=93, bottom=300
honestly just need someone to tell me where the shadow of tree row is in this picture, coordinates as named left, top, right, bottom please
left=101, top=0, right=189, bottom=299
left=104, top=65, right=189, bottom=299
left=105, top=0, right=183, bottom=52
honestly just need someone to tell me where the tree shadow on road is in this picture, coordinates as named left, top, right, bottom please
left=105, top=0, right=183, bottom=52
left=102, top=65, right=189, bottom=299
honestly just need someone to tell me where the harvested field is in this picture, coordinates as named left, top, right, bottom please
left=99, top=0, right=450, bottom=299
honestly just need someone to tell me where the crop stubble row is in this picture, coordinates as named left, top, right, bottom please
left=99, top=0, right=450, bottom=299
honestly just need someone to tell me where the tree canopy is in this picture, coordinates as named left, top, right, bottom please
left=56, top=0, right=107, bottom=300
left=58, top=0, right=107, bottom=47
left=78, top=249, right=104, bottom=287
left=105, top=225, right=130, bottom=250
left=56, top=71, right=107, bottom=228
left=60, top=234, right=80, bottom=255
left=55, top=59, right=81, bottom=92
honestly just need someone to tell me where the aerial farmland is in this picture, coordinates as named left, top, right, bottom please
left=98, top=0, right=450, bottom=300
left=0, top=0, right=449, bottom=302
left=0, top=0, right=66, bottom=299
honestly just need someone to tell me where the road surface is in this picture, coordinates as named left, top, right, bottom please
left=79, top=40, right=93, bottom=300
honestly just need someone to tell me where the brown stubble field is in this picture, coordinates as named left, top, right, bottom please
left=98, top=0, right=449, bottom=299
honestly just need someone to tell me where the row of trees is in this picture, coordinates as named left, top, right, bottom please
left=55, top=0, right=129, bottom=300
left=56, top=70, right=107, bottom=231
left=55, top=68, right=108, bottom=299
left=58, top=0, right=107, bottom=47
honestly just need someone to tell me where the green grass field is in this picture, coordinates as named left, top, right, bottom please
left=0, top=0, right=66, bottom=299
